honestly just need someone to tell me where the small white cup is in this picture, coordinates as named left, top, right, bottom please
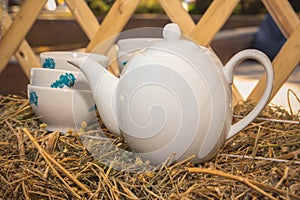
left=40, top=51, right=109, bottom=71
left=116, top=38, right=162, bottom=72
left=30, top=68, right=90, bottom=90
left=28, top=84, right=97, bottom=132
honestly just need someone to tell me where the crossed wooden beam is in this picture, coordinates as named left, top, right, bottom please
left=0, top=0, right=299, bottom=104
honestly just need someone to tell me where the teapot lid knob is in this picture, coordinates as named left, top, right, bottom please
left=163, top=23, right=181, bottom=40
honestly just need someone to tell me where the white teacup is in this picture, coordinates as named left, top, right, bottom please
left=116, top=38, right=162, bottom=72
left=28, top=84, right=97, bottom=132
left=40, top=51, right=109, bottom=71
left=30, top=68, right=90, bottom=90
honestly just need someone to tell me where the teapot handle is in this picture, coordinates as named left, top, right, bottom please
left=223, top=49, right=274, bottom=139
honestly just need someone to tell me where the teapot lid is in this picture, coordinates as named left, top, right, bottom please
left=144, top=23, right=206, bottom=56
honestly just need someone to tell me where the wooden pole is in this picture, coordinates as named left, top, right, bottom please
left=159, top=0, right=195, bottom=34
left=248, top=24, right=300, bottom=102
left=0, top=0, right=47, bottom=75
left=262, top=0, right=299, bottom=38
left=65, top=0, right=99, bottom=40
left=248, top=0, right=300, bottom=102
left=189, top=0, right=240, bottom=47
left=86, top=0, right=141, bottom=54
left=2, top=11, right=40, bottom=77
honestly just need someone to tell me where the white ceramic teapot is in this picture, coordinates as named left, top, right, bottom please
left=68, top=23, right=274, bottom=165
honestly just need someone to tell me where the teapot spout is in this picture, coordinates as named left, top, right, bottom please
left=68, top=57, right=121, bottom=135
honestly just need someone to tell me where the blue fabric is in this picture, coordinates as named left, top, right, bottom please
left=252, top=14, right=286, bottom=60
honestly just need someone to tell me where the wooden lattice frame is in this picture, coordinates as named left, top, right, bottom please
left=0, top=0, right=299, bottom=104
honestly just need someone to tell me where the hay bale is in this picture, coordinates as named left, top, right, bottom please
left=0, top=95, right=299, bottom=199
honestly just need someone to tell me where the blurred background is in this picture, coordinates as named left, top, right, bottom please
left=85, top=0, right=300, bottom=15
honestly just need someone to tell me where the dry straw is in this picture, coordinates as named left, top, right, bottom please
left=0, top=94, right=299, bottom=199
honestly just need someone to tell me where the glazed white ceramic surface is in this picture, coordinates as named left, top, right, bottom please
left=27, top=84, right=97, bottom=132
left=68, top=23, right=274, bottom=165
left=117, top=38, right=163, bottom=51
left=30, top=68, right=90, bottom=90
left=116, top=49, right=135, bottom=74
left=40, top=51, right=109, bottom=71
left=116, top=38, right=162, bottom=72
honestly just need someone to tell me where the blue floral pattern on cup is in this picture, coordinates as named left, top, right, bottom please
left=88, top=104, right=97, bottom=112
left=122, top=60, right=128, bottom=67
left=43, top=57, right=56, bottom=69
left=29, top=91, right=38, bottom=107
left=51, top=73, right=76, bottom=88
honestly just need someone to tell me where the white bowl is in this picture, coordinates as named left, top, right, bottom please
left=30, top=68, right=90, bottom=90
left=116, top=49, right=137, bottom=73
left=28, top=84, right=97, bottom=132
left=40, top=51, right=109, bottom=71
left=116, top=38, right=162, bottom=72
